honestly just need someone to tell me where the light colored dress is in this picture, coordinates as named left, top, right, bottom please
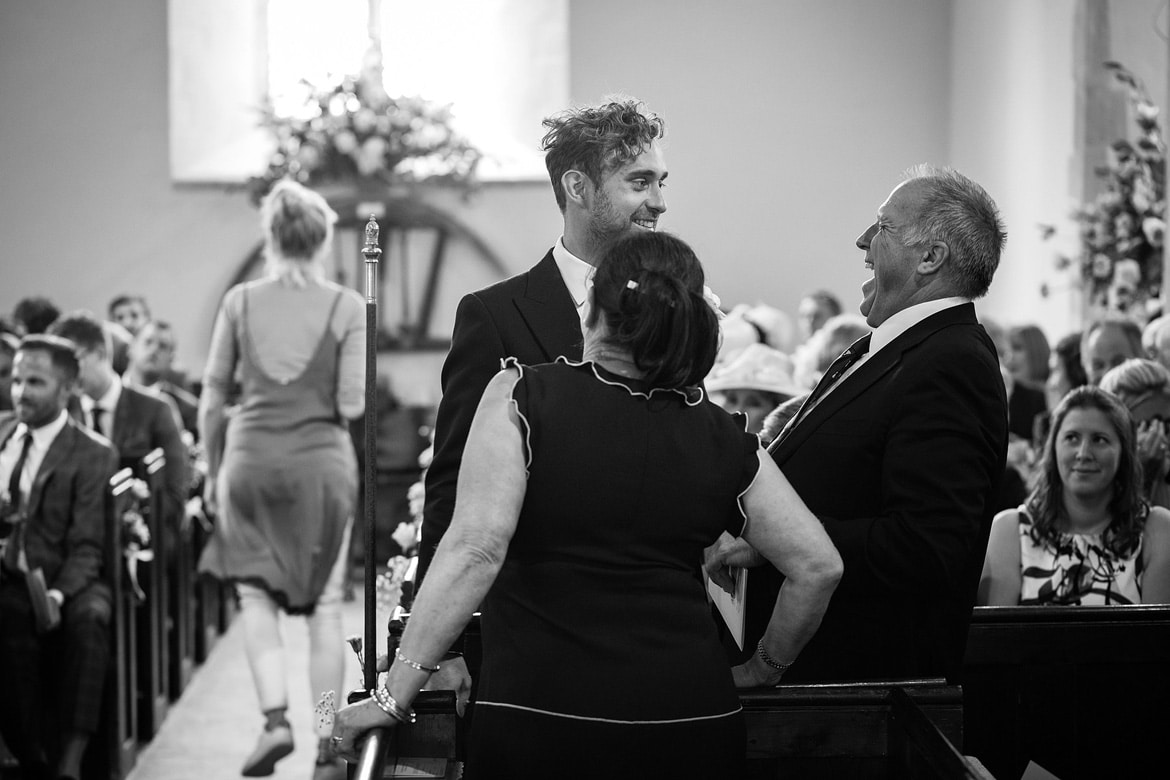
left=1018, top=508, right=1144, bottom=605
left=198, top=278, right=364, bottom=613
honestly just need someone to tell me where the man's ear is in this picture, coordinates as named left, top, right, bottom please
left=918, top=241, right=950, bottom=276
left=562, top=170, right=590, bottom=208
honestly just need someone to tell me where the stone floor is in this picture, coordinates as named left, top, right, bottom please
left=127, top=596, right=374, bottom=780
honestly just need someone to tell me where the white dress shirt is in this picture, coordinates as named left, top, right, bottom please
left=81, top=378, right=122, bottom=440
left=552, top=237, right=596, bottom=329
left=1, top=409, right=70, bottom=506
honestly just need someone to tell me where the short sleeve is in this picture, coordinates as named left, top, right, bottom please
left=730, top=424, right=763, bottom=538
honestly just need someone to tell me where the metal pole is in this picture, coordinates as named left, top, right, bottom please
left=361, top=215, right=382, bottom=693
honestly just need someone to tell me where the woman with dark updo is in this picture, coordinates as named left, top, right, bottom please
left=330, top=231, right=842, bottom=778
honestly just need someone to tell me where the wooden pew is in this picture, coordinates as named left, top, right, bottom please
left=347, top=606, right=990, bottom=780
left=166, top=469, right=196, bottom=699
left=131, top=450, right=169, bottom=739
left=84, top=467, right=141, bottom=780
left=961, top=604, right=1170, bottom=779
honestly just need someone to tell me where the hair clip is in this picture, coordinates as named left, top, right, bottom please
left=626, top=280, right=639, bottom=290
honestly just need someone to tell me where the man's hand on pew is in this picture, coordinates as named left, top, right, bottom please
left=421, top=655, right=471, bottom=717
left=374, top=652, right=472, bottom=717
left=704, top=532, right=765, bottom=595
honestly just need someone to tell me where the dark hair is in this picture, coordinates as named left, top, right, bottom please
left=1053, top=331, right=1089, bottom=388
left=17, top=333, right=80, bottom=384
left=108, top=293, right=150, bottom=319
left=899, top=165, right=1006, bottom=298
left=1026, top=385, right=1146, bottom=557
left=13, top=296, right=61, bottom=335
left=541, top=98, right=665, bottom=212
left=804, top=289, right=842, bottom=318
left=589, top=231, right=718, bottom=390
left=48, top=310, right=108, bottom=356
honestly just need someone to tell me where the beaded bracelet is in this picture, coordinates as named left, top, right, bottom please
left=370, top=685, right=416, bottom=724
left=395, top=647, right=441, bottom=674
left=756, top=639, right=792, bottom=673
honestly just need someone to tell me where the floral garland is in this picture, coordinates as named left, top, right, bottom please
left=1044, top=61, right=1166, bottom=316
left=246, top=59, right=482, bottom=207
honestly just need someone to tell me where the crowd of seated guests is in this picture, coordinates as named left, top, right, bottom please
left=0, top=292, right=201, bottom=780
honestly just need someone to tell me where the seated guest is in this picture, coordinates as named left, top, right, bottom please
left=795, top=288, right=842, bottom=345
left=49, top=311, right=187, bottom=522
left=1142, top=314, right=1170, bottom=371
left=1081, top=316, right=1143, bottom=387
left=1007, top=323, right=1051, bottom=391
left=706, top=343, right=802, bottom=435
left=1099, top=358, right=1170, bottom=509
left=107, top=293, right=151, bottom=337
left=330, top=231, right=842, bottom=778
left=791, top=312, right=870, bottom=391
left=0, top=335, right=118, bottom=780
left=12, top=296, right=60, bottom=336
left=979, top=385, right=1170, bottom=605
left=0, top=333, right=16, bottom=412
left=124, top=320, right=198, bottom=437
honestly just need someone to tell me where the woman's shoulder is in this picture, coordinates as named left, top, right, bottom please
left=1143, top=506, right=1170, bottom=542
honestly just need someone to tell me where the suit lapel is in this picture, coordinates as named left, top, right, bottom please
left=27, top=421, right=76, bottom=517
left=0, top=417, right=17, bottom=450
left=514, top=251, right=584, bottom=363
left=770, top=303, right=978, bottom=458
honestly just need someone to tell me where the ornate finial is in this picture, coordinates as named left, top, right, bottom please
left=363, top=215, right=382, bottom=262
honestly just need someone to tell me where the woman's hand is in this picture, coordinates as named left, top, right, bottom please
left=731, top=652, right=786, bottom=689
left=329, top=697, right=396, bottom=764
left=704, top=532, right=765, bottom=595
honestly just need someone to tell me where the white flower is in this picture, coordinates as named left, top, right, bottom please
left=1143, top=217, right=1166, bottom=247
left=702, top=285, right=724, bottom=318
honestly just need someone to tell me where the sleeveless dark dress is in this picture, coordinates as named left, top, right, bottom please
left=198, top=289, right=357, bottom=614
left=465, top=358, right=759, bottom=780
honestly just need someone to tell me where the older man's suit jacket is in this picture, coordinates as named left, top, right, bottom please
left=755, top=303, right=1008, bottom=683
left=0, top=413, right=118, bottom=598
left=419, top=250, right=583, bottom=582
left=109, top=384, right=187, bottom=521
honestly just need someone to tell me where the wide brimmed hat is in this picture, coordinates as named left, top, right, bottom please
left=706, top=343, right=803, bottom=398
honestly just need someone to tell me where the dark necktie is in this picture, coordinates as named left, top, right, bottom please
left=773, top=334, right=872, bottom=446
left=3, top=432, right=33, bottom=572
left=92, top=406, right=105, bottom=437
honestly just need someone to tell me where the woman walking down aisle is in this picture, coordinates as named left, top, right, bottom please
left=979, top=386, right=1170, bottom=605
left=330, top=231, right=842, bottom=779
left=198, top=180, right=365, bottom=780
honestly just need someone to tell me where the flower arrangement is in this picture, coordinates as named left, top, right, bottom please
left=1044, top=62, right=1166, bottom=316
left=246, top=58, right=483, bottom=206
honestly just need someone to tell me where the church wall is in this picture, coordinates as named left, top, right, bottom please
left=3, top=1, right=1158, bottom=381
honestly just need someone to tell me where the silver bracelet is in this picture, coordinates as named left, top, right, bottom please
left=370, top=685, right=416, bottom=724
left=395, top=647, right=441, bottom=674
left=756, top=639, right=791, bottom=673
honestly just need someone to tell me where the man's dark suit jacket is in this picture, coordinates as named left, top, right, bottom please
left=109, top=384, right=188, bottom=522
left=754, top=303, right=1008, bottom=684
left=419, top=250, right=583, bottom=583
left=0, top=413, right=118, bottom=598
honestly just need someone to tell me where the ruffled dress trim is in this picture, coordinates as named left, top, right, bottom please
left=535, top=355, right=706, bottom=406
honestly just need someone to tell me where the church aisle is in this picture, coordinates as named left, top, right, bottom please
left=128, top=595, right=373, bottom=780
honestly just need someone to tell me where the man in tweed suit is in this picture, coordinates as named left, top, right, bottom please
left=0, top=335, right=118, bottom=780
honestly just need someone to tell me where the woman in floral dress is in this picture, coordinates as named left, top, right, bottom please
left=979, top=385, right=1170, bottom=605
